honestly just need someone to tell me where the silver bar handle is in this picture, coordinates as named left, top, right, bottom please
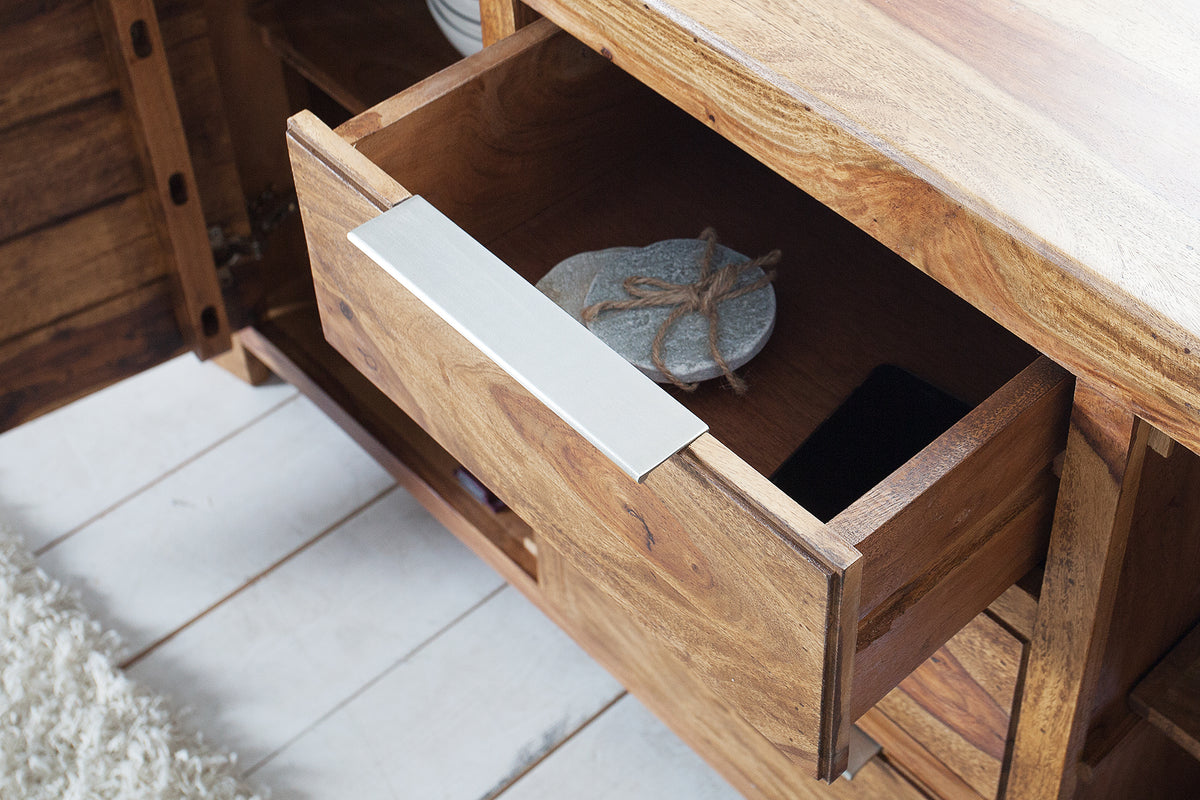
left=348, top=196, right=708, bottom=482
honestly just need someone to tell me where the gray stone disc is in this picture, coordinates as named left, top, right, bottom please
left=535, top=246, right=638, bottom=324
left=539, top=239, right=776, bottom=386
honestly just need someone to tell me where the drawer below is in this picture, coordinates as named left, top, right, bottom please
left=861, top=607, right=1026, bottom=799
left=286, top=19, right=1071, bottom=779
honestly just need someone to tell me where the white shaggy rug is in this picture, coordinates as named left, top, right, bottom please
left=0, top=529, right=262, bottom=799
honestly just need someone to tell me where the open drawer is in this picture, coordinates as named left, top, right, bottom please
left=286, top=19, right=1070, bottom=780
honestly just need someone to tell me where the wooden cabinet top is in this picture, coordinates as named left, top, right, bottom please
left=529, top=0, right=1200, bottom=451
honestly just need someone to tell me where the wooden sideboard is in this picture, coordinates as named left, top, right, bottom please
left=4, top=1, right=1199, bottom=798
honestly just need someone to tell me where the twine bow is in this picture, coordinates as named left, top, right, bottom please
left=581, top=228, right=780, bottom=394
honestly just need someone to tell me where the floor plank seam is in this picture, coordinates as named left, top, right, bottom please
left=32, top=392, right=302, bottom=558
left=118, top=481, right=400, bottom=671
left=244, top=582, right=510, bottom=777
left=482, top=691, right=630, bottom=800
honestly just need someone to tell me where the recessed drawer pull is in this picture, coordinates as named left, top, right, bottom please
left=348, top=196, right=709, bottom=482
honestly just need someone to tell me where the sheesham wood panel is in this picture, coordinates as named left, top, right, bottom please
left=287, top=107, right=864, bottom=779
left=481, top=0, right=538, bottom=47
left=0, top=0, right=250, bottom=428
left=0, top=280, right=186, bottom=430
left=1131, top=621, right=1200, bottom=763
left=343, top=22, right=678, bottom=248
left=524, top=0, right=1200, bottom=459
left=856, top=709, right=984, bottom=800
left=96, top=0, right=231, bottom=357
left=1080, top=439, right=1200, bottom=765
left=157, top=0, right=251, bottom=240
left=866, top=613, right=1024, bottom=799
left=0, top=0, right=173, bottom=431
left=840, top=358, right=1069, bottom=717
left=0, top=0, right=115, bottom=129
left=1006, top=382, right=1150, bottom=800
left=1073, top=721, right=1200, bottom=800
left=539, top=540, right=927, bottom=800
left=0, top=93, right=143, bottom=244
left=0, top=194, right=168, bottom=342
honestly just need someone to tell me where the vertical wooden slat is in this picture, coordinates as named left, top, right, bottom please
left=480, top=0, right=539, bottom=45
left=95, top=0, right=231, bottom=358
left=1003, top=380, right=1151, bottom=799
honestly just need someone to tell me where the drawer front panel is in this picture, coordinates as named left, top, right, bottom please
left=539, top=539, right=930, bottom=800
left=287, top=110, right=863, bottom=779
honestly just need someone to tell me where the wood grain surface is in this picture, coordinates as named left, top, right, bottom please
left=890, top=613, right=1023, bottom=798
left=857, top=708, right=984, bottom=800
left=0, top=280, right=186, bottom=431
left=0, top=0, right=258, bottom=430
left=1080, top=439, right=1200, bottom=766
left=524, top=0, right=1200, bottom=458
left=539, top=540, right=928, bottom=800
left=157, top=0, right=250, bottom=242
left=1131, top=621, right=1200, bottom=762
left=0, top=194, right=168, bottom=341
left=481, top=0, right=539, bottom=46
left=344, top=22, right=679, bottom=248
left=1073, top=721, right=1200, bottom=800
left=840, top=358, right=1069, bottom=718
left=288, top=104, right=867, bottom=779
left=286, top=20, right=1087, bottom=779
left=0, top=93, right=143, bottom=243
left=0, top=0, right=115, bottom=129
left=1005, top=381, right=1150, bottom=800
left=987, top=584, right=1039, bottom=643
left=250, top=0, right=462, bottom=115
left=96, top=0, right=231, bottom=358
left=858, top=611, right=1024, bottom=800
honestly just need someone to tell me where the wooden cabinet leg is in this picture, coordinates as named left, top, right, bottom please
left=213, top=330, right=274, bottom=386
left=1003, top=381, right=1150, bottom=799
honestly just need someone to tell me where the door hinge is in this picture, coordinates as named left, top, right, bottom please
left=210, top=187, right=299, bottom=277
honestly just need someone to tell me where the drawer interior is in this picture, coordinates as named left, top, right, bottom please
left=344, top=27, right=1037, bottom=487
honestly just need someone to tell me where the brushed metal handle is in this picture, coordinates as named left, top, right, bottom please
left=348, top=196, right=708, bottom=482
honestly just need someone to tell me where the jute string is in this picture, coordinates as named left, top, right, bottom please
left=581, top=228, right=779, bottom=394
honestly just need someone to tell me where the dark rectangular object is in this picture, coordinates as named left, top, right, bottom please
left=771, top=365, right=971, bottom=522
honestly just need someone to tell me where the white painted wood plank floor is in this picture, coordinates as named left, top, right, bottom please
left=0, top=353, right=742, bottom=800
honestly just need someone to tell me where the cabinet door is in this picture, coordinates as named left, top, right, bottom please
left=0, top=0, right=241, bottom=431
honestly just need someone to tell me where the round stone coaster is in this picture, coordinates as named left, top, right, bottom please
left=538, top=239, right=776, bottom=386
left=535, top=246, right=638, bottom=324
